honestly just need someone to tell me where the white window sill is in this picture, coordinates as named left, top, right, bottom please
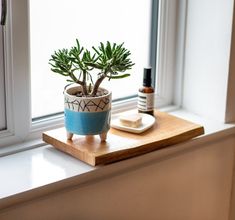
left=0, top=107, right=235, bottom=210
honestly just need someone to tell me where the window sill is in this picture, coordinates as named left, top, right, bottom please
left=0, top=107, right=235, bottom=210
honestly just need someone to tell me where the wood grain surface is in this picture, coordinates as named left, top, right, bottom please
left=42, top=111, right=204, bottom=166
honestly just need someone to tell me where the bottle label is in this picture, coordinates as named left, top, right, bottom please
left=138, top=92, right=154, bottom=112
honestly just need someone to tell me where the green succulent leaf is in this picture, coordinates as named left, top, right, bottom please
left=108, top=73, right=130, bottom=79
left=49, top=39, right=134, bottom=96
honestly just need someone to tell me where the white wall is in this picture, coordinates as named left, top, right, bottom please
left=0, top=136, right=234, bottom=220
left=226, top=1, right=235, bottom=123
left=182, top=0, right=234, bottom=122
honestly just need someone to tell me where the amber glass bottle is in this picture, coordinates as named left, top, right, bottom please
left=138, top=67, right=154, bottom=116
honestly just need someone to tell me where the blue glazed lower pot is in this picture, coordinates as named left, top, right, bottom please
left=64, top=86, right=112, bottom=141
left=65, top=109, right=111, bottom=135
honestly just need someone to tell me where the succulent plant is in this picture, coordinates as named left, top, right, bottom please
left=49, top=39, right=134, bottom=96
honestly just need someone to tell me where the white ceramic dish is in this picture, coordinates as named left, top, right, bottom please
left=111, top=113, right=156, bottom=134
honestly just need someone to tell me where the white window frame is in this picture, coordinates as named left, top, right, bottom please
left=0, top=27, right=6, bottom=131
left=0, top=0, right=185, bottom=148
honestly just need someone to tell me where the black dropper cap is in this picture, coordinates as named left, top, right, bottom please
left=143, top=67, right=152, bottom=87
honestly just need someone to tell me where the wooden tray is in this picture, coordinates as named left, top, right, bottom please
left=42, top=111, right=204, bottom=166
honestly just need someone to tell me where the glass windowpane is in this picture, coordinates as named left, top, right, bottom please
left=30, top=0, right=151, bottom=118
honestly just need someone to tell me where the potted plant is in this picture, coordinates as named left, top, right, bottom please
left=49, top=39, right=134, bottom=141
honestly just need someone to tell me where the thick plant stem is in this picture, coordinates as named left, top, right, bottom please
left=82, top=70, right=88, bottom=95
left=81, top=84, right=88, bottom=95
left=91, top=74, right=106, bottom=96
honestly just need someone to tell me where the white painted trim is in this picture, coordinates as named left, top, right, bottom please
left=181, top=0, right=234, bottom=122
left=0, top=139, right=45, bottom=157
left=156, top=0, right=171, bottom=105
left=155, top=0, right=186, bottom=107
left=4, top=0, right=15, bottom=136
left=0, top=0, right=15, bottom=141
left=0, top=27, right=6, bottom=131
left=0, top=0, right=31, bottom=147
left=173, top=0, right=188, bottom=106
left=11, top=0, right=31, bottom=138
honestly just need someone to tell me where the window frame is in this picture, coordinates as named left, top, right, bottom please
left=0, top=0, right=185, bottom=147
left=0, top=0, right=31, bottom=146
left=0, top=27, right=6, bottom=131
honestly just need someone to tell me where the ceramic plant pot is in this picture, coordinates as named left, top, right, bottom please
left=64, top=86, right=112, bottom=141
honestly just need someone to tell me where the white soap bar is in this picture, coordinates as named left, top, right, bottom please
left=119, top=114, right=142, bottom=128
